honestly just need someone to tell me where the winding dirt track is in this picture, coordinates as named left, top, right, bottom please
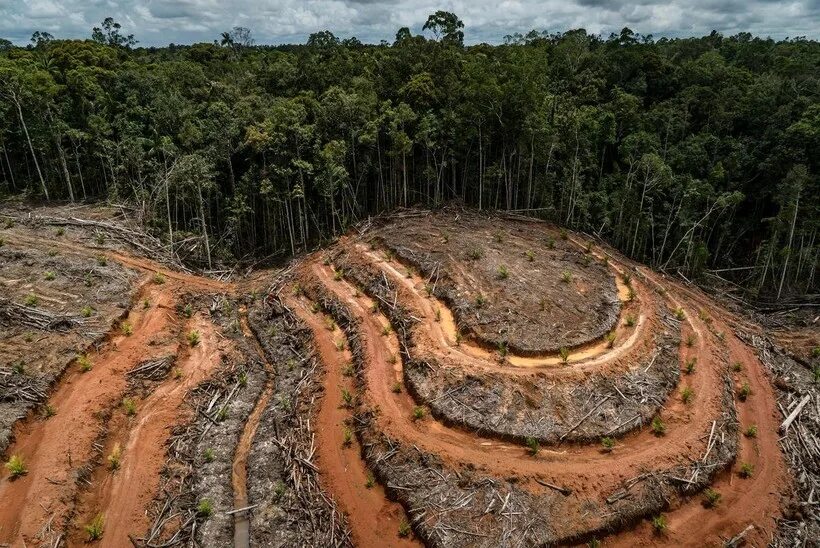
left=0, top=219, right=790, bottom=547
left=0, top=234, right=229, bottom=546
left=290, top=231, right=788, bottom=546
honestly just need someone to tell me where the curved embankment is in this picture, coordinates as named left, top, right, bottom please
left=285, top=222, right=788, bottom=546
left=0, top=239, right=230, bottom=547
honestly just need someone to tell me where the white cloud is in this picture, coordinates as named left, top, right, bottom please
left=0, top=0, right=817, bottom=46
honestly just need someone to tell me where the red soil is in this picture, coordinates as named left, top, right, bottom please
left=290, top=229, right=789, bottom=545
left=289, top=294, right=420, bottom=547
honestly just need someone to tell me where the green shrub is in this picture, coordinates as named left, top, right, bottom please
left=203, top=448, right=214, bottom=463
left=744, top=425, right=758, bottom=438
left=624, top=314, right=636, bottom=327
left=398, top=519, right=411, bottom=537
left=108, top=443, right=122, bottom=470
left=738, top=382, right=751, bottom=401
left=342, top=427, right=353, bottom=447
left=44, top=271, right=55, bottom=281
left=81, top=305, right=94, bottom=317
left=197, top=498, right=213, bottom=517
left=24, top=293, right=38, bottom=307
left=686, top=334, right=696, bottom=347
left=187, top=330, right=200, bottom=346
left=84, top=514, right=105, bottom=541
left=392, top=382, right=402, bottom=394
left=497, top=265, right=509, bottom=280
left=559, top=347, right=570, bottom=363
left=412, top=406, right=425, bottom=421
left=606, top=332, right=616, bottom=348
left=674, top=307, right=685, bottom=320
left=685, top=358, right=697, bottom=374
left=739, top=462, right=754, bottom=478
left=365, top=473, right=375, bottom=489
left=681, top=387, right=694, bottom=404
left=78, top=354, right=93, bottom=372
left=651, top=416, right=666, bottom=436
left=525, top=250, right=535, bottom=262
left=703, top=488, right=721, bottom=508
left=526, top=437, right=539, bottom=456
left=122, top=398, right=137, bottom=416
left=600, top=437, right=615, bottom=452
left=121, top=321, right=133, bottom=336
left=561, top=271, right=572, bottom=283
left=340, top=389, right=354, bottom=408
left=5, top=455, right=27, bottom=478
left=153, top=272, right=166, bottom=284
left=651, top=514, right=667, bottom=535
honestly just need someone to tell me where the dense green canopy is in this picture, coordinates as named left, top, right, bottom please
left=0, top=16, right=817, bottom=299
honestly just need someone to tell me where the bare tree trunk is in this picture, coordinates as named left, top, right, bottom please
left=197, top=180, right=211, bottom=269
left=14, top=94, right=48, bottom=199
left=777, top=189, right=800, bottom=301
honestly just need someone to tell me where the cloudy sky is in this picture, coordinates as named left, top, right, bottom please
left=1, top=0, right=818, bottom=46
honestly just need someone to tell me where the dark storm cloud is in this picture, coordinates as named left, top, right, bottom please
left=1, top=0, right=817, bottom=46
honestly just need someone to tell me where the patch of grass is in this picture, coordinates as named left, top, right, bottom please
left=342, top=427, right=353, bottom=447
left=342, top=363, right=355, bottom=377
left=340, top=389, right=354, bottom=409
left=732, top=361, right=742, bottom=372
left=84, top=514, right=105, bottom=541
left=627, top=287, right=637, bottom=301
left=81, top=305, right=94, bottom=317
left=172, top=367, right=183, bottom=380
left=5, top=454, right=27, bottom=478
left=398, top=519, right=411, bottom=538
left=685, top=334, right=696, bottom=347
left=216, top=407, right=228, bottom=422
left=95, top=233, right=106, bottom=245
left=197, top=498, right=213, bottom=518
left=187, top=330, right=200, bottom=346
left=651, top=514, right=667, bottom=535
left=238, top=371, right=247, bottom=387
left=674, top=307, right=685, bottom=320
left=624, top=314, right=636, bottom=327
left=182, top=304, right=193, bottom=318
left=493, top=232, right=503, bottom=243
left=681, top=387, right=694, bottom=404
left=273, top=480, right=286, bottom=499
left=23, top=293, right=38, bottom=307
left=744, top=424, right=758, bottom=438
left=498, top=342, right=508, bottom=359
left=153, top=272, right=166, bottom=284
left=559, top=347, right=570, bottom=363
left=600, top=437, right=615, bottom=452
left=122, top=398, right=137, bottom=416
left=497, top=265, right=509, bottom=280
left=685, top=358, right=697, bottom=374
left=526, top=436, right=540, bottom=456
left=738, top=382, right=751, bottom=402
left=703, top=488, right=721, bottom=508
left=42, top=403, right=57, bottom=418
left=55, top=227, right=65, bottom=236
left=606, top=332, right=616, bottom=348
left=698, top=309, right=712, bottom=324
left=739, top=462, right=754, bottom=478
left=121, top=321, right=133, bottom=336
left=84, top=273, right=93, bottom=287
left=78, top=354, right=93, bottom=372
left=97, top=255, right=107, bottom=266
left=107, top=443, right=122, bottom=470
left=525, top=250, right=535, bottom=262
left=560, top=271, right=572, bottom=284
left=546, top=237, right=556, bottom=249
left=651, top=416, right=666, bottom=436
left=365, top=473, right=375, bottom=489
left=203, top=448, right=214, bottom=463
left=474, top=294, right=486, bottom=308
left=392, top=381, right=402, bottom=394
left=335, top=339, right=345, bottom=351
left=411, top=406, right=425, bottom=421
left=44, top=270, right=55, bottom=281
